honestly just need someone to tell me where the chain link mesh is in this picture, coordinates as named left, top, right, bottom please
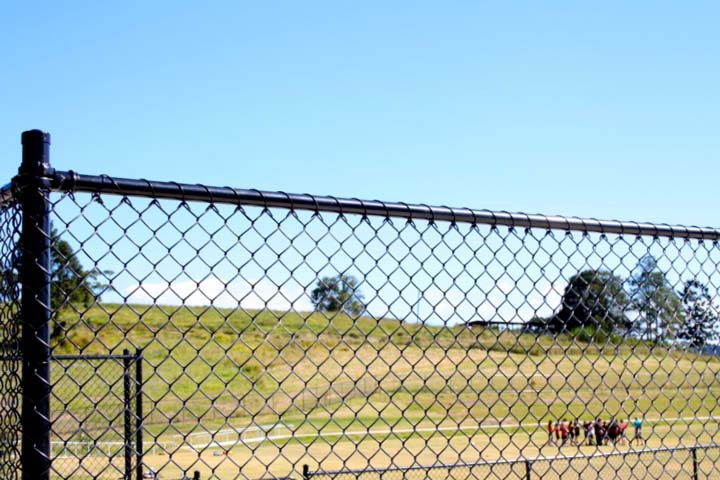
left=0, top=189, right=22, bottom=480
left=50, top=353, right=140, bottom=479
left=6, top=174, right=720, bottom=479
left=307, top=445, right=720, bottom=480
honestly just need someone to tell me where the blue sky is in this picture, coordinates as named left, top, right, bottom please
left=1, top=2, right=718, bottom=324
left=1, top=2, right=718, bottom=225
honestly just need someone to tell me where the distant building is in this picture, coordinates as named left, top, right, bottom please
left=465, top=319, right=490, bottom=329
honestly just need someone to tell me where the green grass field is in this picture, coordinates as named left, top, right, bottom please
left=49, top=304, right=720, bottom=479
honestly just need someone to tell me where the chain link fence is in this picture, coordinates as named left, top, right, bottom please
left=50, top=352, right=142, bottom=479
left=2, top=130, right=720, bottom=479
left=304, top=445, right=720, bottom=480
left=0, top=186, right=22, bottom=479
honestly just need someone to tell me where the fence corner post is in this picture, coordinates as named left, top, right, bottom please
left=18, top=129, right=53, bottom=480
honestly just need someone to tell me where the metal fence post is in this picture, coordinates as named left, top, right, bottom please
left=525, top=460, right=532, bottom=480
left=18, top=129, right=53, bottom=480
left=692, top=447, right=698, bottom=480
left=123, top=349, right=132, bottom=480
left=135, top=348, right=144, bottom=480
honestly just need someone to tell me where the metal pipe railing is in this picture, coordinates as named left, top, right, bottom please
left=48, top=170, right=720, bottom=241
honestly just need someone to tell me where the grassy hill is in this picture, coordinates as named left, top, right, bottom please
left=52, top=303, right=720, bottom=438
left=49, top=303, right=720, bottom=479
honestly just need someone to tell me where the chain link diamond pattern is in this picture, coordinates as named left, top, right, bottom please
left=0, top=193, right=22, bottom=480
left=6, top=177, right=720, bottom=480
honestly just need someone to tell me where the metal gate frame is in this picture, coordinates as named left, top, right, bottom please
left=52, top=350, right=144, bottom=480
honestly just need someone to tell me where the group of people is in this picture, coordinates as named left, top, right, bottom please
left=546, top=418, right=645, bottom=447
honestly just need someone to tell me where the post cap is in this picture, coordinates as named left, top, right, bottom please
left=21, top=129, right=51, bottom=145
left=19, top=129, right=52, bottom=177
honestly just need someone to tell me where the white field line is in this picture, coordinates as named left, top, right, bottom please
left=184, top=424, right=277, bottom=441
left=176, top=423, right=294, bottom=450
left=51, top=440, right=178, bottom=459
left=185, top=422, right=292, bottom=436
left=179, top=415, right=719, bottom=452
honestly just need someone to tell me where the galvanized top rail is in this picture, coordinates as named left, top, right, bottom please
left=305, top=442, right=720, bottom=477
left=46, top=170, right=720, bottom=241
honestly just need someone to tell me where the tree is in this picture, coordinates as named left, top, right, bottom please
left=678, top=280, right=718, bottom=349
left=50, top=229, right=104, bottom=339
left=626, top=255, right=683, bottom=341
left=544, top=269, right=630, bottom=335
left=0, top=229, right=103, bottom=341
left=310, top=274, right=365, bottom=316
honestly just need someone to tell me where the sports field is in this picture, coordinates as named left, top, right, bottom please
left=52, top=417, right=720, bottom=479
left=50, top=304, right=720, bottom=479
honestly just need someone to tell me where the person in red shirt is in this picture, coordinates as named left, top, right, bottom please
left=546, top=420, right=556, bottom=446
left=559, top=419, right=569, bottom=446
left=619, top=419, right=628, bottom=445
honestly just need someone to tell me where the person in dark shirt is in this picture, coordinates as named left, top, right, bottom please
left=633, top=417, right=645, bottom=446
left=555, top=420, right=561, bottom=443
left=573, top=420, right=580, bottom=446
left=594, top=418, right=603, bottom=446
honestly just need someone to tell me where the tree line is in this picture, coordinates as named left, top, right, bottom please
left=527, top=255, right=719, bottom=349
left=3, top=230, right=716, bottom=351
left=311, top=256, right=719, bottom=350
